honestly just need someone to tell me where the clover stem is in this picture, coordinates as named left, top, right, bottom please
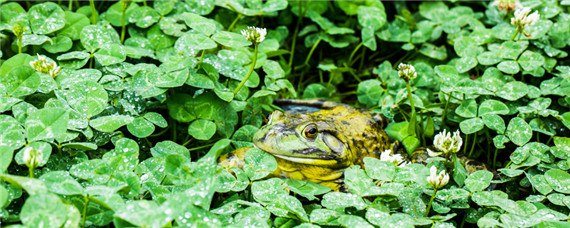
left=493, top=147, right=499, bottom=168
left=468, top=133, right=477, bottom=157
left=120, top=0, right=128, bottom=44
left=425, top=188, right=438, bottom=216
left=17, top=36, right=22, bottom=54
left=68, top=0, right=73, bottom=11
left=89, top=0, right=97, bottom=24
left=510, top=27, right=520, bottom=41
left=82, top=195, right=90, bottom=227
left=233, top=44, right=258, bottom=95
left=405, top=82, right=416, bottom=115
left=198, top=49, right=206, bottom=66
left=304, top=38, right=321, bottom=66
left=441, top=93, right=450, bottom=128
left=463, top=134, right=469, bottom=154
left=348, top=42, right=363, bottom=66
left=28, top=166, right=34, bottom=178
left=227, top=14, right=242, bottom=32
left=289, top=1, right=306, bottom=68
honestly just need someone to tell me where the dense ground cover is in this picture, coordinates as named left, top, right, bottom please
left=0, top=0, right=569, bottom=227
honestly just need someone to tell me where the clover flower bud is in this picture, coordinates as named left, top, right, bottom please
left=22, top=146, right=43, bottom=169
left=379, top=149, right=409, bottom=167
left=29, top=54, right=62, bottom=78
left=241, top=26, right=267, bottom=44
left=432, top=129, right=463, bottom=156
left=397, top=63, right=417, bottom=82
left=11, top=23, right=27, bottom=37
left=427, top=166, right=449, bottom=189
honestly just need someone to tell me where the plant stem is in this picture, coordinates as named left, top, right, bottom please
left=89, top=0, right=97, bottom=24
left=441, top=94, right=451, bottom=128
left=348, top=42, right=363, bottom=66
left=468, top=133, right=477, bottom=157
left=82, top=195, right=90, bottom=227
left=493, top=147, right=498, bottom=168
left=425, top=189, right=438, bottom=216
left=288, top=1, right=305, bottom=68
left=463, top=134, right=469, bottom=154
left=120, top=0, right=128, bottom=44
left=510, top=28, right=520, bottom=41
left=234, top=44, right=258, bottom=95
left=28, top=166, right=34, bottom=178
left=405, top=82, right=416, bottom=114
left=198, top=49, right=206, bottom=66
left=17, top=36, right=23, bottom=54
left=68, top=0, right=73, bottom=11
left=188, top=143, right=216, bottom=151
left=304, top=38, right=321, bottom=66
left=227, top=13, right=242, bottom=32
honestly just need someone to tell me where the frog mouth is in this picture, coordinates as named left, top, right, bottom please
left=271, top=154, right=339, bottom=166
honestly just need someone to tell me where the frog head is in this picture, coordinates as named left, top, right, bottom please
left=253, top=108, right=357, bottom=168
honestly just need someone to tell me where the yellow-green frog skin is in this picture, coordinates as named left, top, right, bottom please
left=251, top=105, right=393, bottom=190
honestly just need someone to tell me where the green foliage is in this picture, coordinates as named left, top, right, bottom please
left=0, top=0, right=569, bottom=227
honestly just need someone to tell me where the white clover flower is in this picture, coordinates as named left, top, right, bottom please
left=433, top=129, right=463, bottom=155
left=511, top=7, right=539, bottom=28
left=427, top=148, right=442, bottom=157
left=29, top=54, right=61, bottom=78
left=22, top=146, right=43, bottom=168
left=49, top=65, right=61, bottom=78
left=241, top=26, right=267, bottom=44
left=427, top=166, right=449, bottom=189
left=397, top=63, right=417, bottom=82
left=379, top=149, right=409, bottom=166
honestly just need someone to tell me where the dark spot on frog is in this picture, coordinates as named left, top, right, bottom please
left=341, top=120, right=350, bottom=125
left=362, top=133, right=368, bottom=138
left=293, top=148, right=320, bottom=155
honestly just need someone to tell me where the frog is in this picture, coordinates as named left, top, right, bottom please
left=219, top=100, right=489, bottom=191
left=220, top=100, right=398, bottom=190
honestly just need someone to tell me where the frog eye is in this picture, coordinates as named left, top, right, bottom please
left=302, top=124, right=318, bottom=139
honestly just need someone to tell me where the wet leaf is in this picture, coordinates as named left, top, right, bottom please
left=25, top=107, right=68, bottom=142
left=129, top=6, right=160, bottom=28
left=80, top=24, right=121, bottom=53
left=59, top=81, right=108, bottom=118
left=465, top=170, right=493, bottom=192
left=544, top=169, right=570, bottom=194
left=518, top=50, right=545, bottom=72
left=357, top=79, right=383, bottom=107
left=59, top=12, right=90, bottom=40
left=90, top=115, right=134, bottom=132
left=496, top=81, right=528, bottom=101
left=482, top=114, right=506, bottom=134
left=322, top=192, right=367, bottom=210
left=42, top=35, right=73, bottom=53
left=28, top=2, right=65, bottom=34
left=20, top=193, right=68, bottom=227
left=175, top=31, right=217, bottom=54
left=497, top=60, right=520, bottom=74
left=478, top=99, right=509, bottom=116
left=127, top=117, right=155, bottom=138
left=40, top=171, right=85, bottom=195
left=94, top=43, right=127, bottom=66
left=456, top=99, right=477, bottom=118
left=459, top=117, right=484, bottom=134
left=506, top=117, right=532, bottom=146
left=1, top=66, right=40, bottom=98
left=188, top=119, right=216, bottom=140
left=243, top=148, right=277, bottom=181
